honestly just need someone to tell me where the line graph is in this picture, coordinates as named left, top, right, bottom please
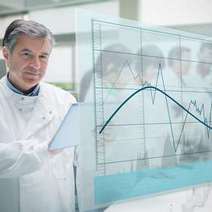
left=91, top=18, right=212, bottom=175
left=99, top=63, right=212, bottom=153
left=77, top=12, right=212, bottom=211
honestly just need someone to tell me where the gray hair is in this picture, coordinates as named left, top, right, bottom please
left=2, top=19, right=55, bottom=52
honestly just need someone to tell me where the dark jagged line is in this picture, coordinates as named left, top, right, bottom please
left=109, top=59, right=139, bottom=88
left=98, top=62, right=212, bottom=152
left=142, top=64, right=212, bottom=151
left=99, top=86, right=212, bottom=152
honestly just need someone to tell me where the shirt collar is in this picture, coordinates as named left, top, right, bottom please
left=6, top=73, right=40, bottom=96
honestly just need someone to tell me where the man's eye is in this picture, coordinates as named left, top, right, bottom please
left=21, top=52, right=31, bottom=58
left=40, top=55, right=49, bottom=61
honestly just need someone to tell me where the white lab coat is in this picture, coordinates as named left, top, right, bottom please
left=0, top=76, right=76, bottom=212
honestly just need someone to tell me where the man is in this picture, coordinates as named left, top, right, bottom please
left=0, top=19, right=76, bottom=212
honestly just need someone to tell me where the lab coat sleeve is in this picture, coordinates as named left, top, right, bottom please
left=0, top=139, right=49, bottom=178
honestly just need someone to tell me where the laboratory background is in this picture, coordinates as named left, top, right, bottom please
left=1, top=1, right=212, bottom=212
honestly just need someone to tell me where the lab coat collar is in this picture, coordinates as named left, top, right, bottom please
left=6, top=73, right=40, bottom=96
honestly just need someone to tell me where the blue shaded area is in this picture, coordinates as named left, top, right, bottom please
left=95, top=160, right=212, bottom=204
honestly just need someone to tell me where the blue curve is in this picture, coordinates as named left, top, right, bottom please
left=99, top=85, right=212, bottom=134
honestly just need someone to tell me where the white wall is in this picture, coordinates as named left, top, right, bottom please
left=140, top=0, right=212, bottom=26
left=29, top=0, right=119, bottom=34
left=0, top=0, right=25, bottom=10
left=0, top=14, right=27, bottom=38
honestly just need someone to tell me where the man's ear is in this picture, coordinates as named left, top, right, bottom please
left=2, top=47, right=10, bottom=66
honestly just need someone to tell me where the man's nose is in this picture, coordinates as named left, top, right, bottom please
left=30, top=56, right=41, bottom=69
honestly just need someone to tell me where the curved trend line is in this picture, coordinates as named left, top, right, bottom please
left=99, top=86, right=212, bottom=134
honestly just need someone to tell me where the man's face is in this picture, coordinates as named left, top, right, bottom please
left=3, top=35, right=52, bottom=92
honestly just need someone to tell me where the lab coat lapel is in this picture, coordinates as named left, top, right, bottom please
left=22, top=94, right=55, bottom=140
